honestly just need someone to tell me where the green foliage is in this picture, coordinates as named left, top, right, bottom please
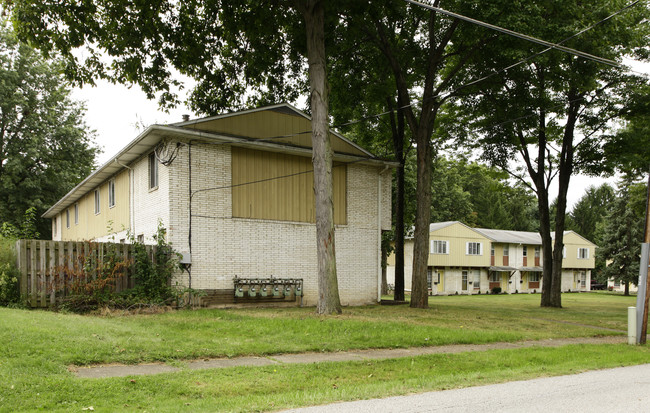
left=0, top=237, right=20, bottom=305
left=491, top=287, right=502, bottom=294
left=0, top=24, right=98, bottom=237
left=430, top=156, right=538, bottom=231
left=127, top=221, right=179, bottom=303
left=600, top=179, right=647, bottom=293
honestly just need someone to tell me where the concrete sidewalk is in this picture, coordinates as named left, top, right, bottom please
left=73, top=335, right=625, bottom=379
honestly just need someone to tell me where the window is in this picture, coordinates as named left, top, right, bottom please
left=462, top=271, right=468, bottom=290
left=529, top=273, right=540, bottom=282
left=94, top=189, right=100, bottom=214
left=53, top=217, right=57, bottom=237
left=535, top=246, right=540, bottom=258
left=149, top=152, right=158, bottom=189
left=427, top=267, right=433, bottom=289
left=489, top=273, right=500, bottom=282
left=74, top=203, right=79, bottom=225
left=503, top=245, right=509, bottom=257
left=108, top=179, right=115, bottom=208
left=474, top=270, right=480, bottom=289
left=137, top=234, right=144, bottom=243
left=580, top=271, right=586, bottom=288
left=430, top=240, right=448, bottom=254
left=466, top=242, right=482, bottom=255
left=577, top=248, right=589, bottom=259
left=562, top=246, right=566, bottom=259
left=491, top=245, right=495, bottom=256
left=522, top=246, right=528, bottom=257
left=66, top=209, right=70, bottom=229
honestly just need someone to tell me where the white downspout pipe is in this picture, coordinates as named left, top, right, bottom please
left=377, top=166, right=390, bottom=302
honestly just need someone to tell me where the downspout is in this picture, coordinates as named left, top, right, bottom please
left=377, top=165, right=390, bottom=302
left=114, top=158, right=135, bottom=237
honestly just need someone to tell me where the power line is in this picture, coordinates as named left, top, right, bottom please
left=335, top=0, right=643, bottom=129
left=405, top=0, right=623, bottom=67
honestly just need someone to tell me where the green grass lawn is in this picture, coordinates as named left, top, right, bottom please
left=1, top=293, right=647, bottom=412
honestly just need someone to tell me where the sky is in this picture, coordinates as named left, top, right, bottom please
left=72, top=60, right=649, bottom=211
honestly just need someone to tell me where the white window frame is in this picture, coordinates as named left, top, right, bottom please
left=503, top=245, right=509, bottom=257
left=535, top=246, right=541, bottom=258
left=562, top=246, right=566, bottom=259
left=74, top=203, right=79, bottom=225
left=53, top=217, right=57, bottom=237
left=66, top=209, right=70, bottom=229
left=529, top=272, right=540, bottom=282
left=577, top=248, right=589, bottom=259
left=149, top=152, right=159, bottom=190
left=473, top=270, right=481, bottom=289
left=522, top=246, right=527, bottom=257
left=108, top=179, right=116, bottom=208
left=466, top=242, right=482, bottom=256
left=430, top=240, right=449, bottom=254
left=94, top=189, right=100, bottom=215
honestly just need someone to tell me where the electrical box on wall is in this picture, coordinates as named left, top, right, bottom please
left=179, top=252, right=191, bottom=265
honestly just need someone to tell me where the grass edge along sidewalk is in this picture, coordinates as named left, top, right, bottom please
left=74, top=335, right=625, bottom=378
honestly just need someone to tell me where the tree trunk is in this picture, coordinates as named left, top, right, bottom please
left=410, top=127, right=433, bottom=309
left=624, top=281, right=630, bottom=296
left=538, top=187, right=555, bottom=307
left=388, top=97, right=406, bottom=302
left=301, top=1, right=342, bottom=315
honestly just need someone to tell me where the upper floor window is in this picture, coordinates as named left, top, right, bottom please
left=577, top=248, right=590, bottom=259
left=74, top=203, right=79, bottom=225
left=535, top=246, right=541, bottom=258
left=149, top=152, right=158, bottom=189
left=108, top=179, right=116, bottom=208
left=503, top=245, right=509, bottom=257
left=94, top=189, right=100, bottom=215
left=66, top=209, right=70, bottom=229
left=522, top=246, right=528, bottom=257
left=491, top=245, right=495, bottom=256
left=430, top=240, right=448, bottom=254
left=466, top=242, right=482, bottom=256
left=53, top=217, right=57, bottom=237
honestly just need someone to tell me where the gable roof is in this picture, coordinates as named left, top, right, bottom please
left=473, top=228, right=543, bottom=245
left=43, top=103, right=397, bottom=219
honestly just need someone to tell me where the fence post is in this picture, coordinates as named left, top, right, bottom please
left=39, top=240, right=47, bottom=308
left=30, top=240, right=37, bottom=307
left=49, top=241, right=56, bottom=306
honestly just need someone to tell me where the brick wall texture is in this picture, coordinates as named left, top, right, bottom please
left=163, top=141, right=391, bottom=306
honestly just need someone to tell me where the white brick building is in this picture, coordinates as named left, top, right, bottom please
left=44, top=104, right=395, bottom=306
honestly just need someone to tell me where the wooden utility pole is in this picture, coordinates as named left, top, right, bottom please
left=639, top=169, right=650, bottom=344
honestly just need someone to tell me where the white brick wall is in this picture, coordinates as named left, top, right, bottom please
left=132, top=151, right=170, bottom=244
left=164, top=141, right=388, bottom=306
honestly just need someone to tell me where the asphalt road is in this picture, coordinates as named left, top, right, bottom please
left=282, top=363, right=650, bottom=413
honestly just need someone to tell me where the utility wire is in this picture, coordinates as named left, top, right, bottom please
left=405, top=0, right=623, bottom=67
left=335, top=0, right=643, bottom=129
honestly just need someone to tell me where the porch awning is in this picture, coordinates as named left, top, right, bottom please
left=489, top=266, right=517, bottom=272
left=520, top=267, right=543, bottom=272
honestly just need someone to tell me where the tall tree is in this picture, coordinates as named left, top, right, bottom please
left=458, top=0, right=648, bottom=307
left=331, top=0, right=502, bottom=308
left=568, top=184, right=615, bottom=244
left=0, top=24, right=98, bottom=237
left=5, top=0, right=347, bottom=313
left=601, top=180, right=647, bottom=295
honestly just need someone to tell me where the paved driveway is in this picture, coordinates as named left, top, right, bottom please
left=282, top=363, right=650, bottom=413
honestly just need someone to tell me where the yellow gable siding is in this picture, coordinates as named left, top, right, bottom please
left=188, top=110, right=367, bottom=156
left=59, top=170, right=130, bottom=240
left=562, top=232, right=596, bottom=269
left=428, top=223, right=490, bottom=267
left=231, top=147, right=347, bottom=225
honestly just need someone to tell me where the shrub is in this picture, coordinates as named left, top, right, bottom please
left=0, top=237, right=20, bottom=306
left=491, top=287, right=502, bottom=294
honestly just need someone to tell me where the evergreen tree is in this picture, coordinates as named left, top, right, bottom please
left=600, top=180, right=646, bottom=295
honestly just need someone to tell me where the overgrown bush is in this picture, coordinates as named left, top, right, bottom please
left=0, top=236, right=20, bottom=306
left=126, top=222, right=179, bottom=303
left=491, top=287, right=502, bottom=294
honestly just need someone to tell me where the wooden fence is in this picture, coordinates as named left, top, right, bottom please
left=15, top=239, right=156, bottom=308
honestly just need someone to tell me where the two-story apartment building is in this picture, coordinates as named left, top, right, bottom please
left=387, top=221, right=596, bottom=294
left=44, top=103, right=395, bottom=306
